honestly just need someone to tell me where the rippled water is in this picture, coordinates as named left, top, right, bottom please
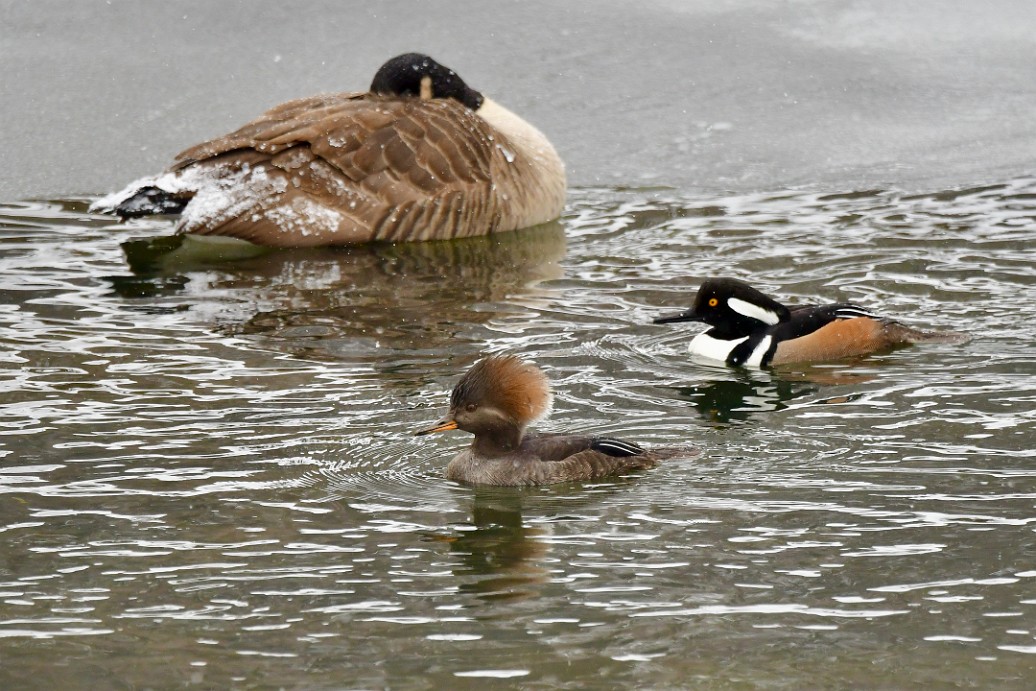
left=2, top=180, right=1035, bottom=688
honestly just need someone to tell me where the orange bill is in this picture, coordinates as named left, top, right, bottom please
left=414, top=417, right=458, bottom=436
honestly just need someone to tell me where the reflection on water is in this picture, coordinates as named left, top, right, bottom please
left=669, top=366, right=876, bottom=424
left=2, top=179, right=1036, bottom=687
left=435, top=489, right=551, bottom=601
left=672, top=373, right=807, bottom=423
left=108, top=224, right=567, bottom=363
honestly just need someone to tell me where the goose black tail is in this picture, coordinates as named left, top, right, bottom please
left=110, top=186, right=190, bottom=219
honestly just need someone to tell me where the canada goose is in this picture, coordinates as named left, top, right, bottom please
left=93, top=53, right=566, bottom=247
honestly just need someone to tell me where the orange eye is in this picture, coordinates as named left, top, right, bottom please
left=708, top=298, right=719, bottom=307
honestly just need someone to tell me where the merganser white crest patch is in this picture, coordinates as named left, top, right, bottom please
left=728, top=297, right=781, bottom=325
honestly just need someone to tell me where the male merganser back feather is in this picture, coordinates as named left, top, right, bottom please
left=93, top=53, right=566, bottom=247
left=654, top=277, right=970, bottom=367
left=416, top=356, right=685, bottom=486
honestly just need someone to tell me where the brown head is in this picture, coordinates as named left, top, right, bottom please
left=415, top=355, right=552, bottom=454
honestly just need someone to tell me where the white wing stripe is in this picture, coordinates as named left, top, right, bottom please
left=834, top=306, right=877, bottom=319
left=594, top=439, right=643, bottom=456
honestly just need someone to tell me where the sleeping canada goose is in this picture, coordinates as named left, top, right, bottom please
left=93, top=53, right=566, bottom=247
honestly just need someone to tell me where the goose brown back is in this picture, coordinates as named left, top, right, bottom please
left=93, top=53, right=566, bottom=247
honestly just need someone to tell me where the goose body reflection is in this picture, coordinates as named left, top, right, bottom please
left=654, top=277, right=971, bottom=367
left=417, top=356, right=687, bottom=486
left=93, top=53, right=565, bottom=247
left=109, top=224, right=567, bottom=361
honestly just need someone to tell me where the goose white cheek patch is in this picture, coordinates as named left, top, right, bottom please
left=728, top=297, right=780, bottom=325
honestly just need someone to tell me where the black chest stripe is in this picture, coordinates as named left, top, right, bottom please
left=727, top=333, right=776, bottom=366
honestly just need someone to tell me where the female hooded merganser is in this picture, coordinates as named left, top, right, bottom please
left=653, top=277, right=970, bottom=367
left=93, top=53, right=565, bottom=247
left=416, top=355, right=678, bottom=486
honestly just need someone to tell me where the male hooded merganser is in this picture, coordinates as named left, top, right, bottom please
left=92, top=53, right=565, bottom=247
left=416, top=355, right=679, bottom=486
left=653, top=277, right=970, bottom=367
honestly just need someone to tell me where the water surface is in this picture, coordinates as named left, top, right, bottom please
left=1, top=180, right=1034, bottom=687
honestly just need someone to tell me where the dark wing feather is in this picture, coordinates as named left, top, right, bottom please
left=518, top=433, right=596, bottom=462
left=515, top=433, right=657, bottom=483
left=538, top=448, right=659, bottom=483
left=770, top=303, right=867, bottom=341
left=520, top=433, right=647, bottom=461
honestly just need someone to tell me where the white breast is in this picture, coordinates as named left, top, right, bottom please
left=473, top=97, right=566, bottom=229
left=688, top=333, right=748, bottom=363
left=689, top=332, right=774, bottom=367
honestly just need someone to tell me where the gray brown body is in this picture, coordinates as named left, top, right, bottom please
left=444, top=433, right=672, bottom=487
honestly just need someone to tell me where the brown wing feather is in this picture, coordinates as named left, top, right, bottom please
left=167, top=93, right=515, bottom=246
left=172, top=93, right=372, bottom=164
left=537, top=449, right=661, bottom=484
left=445, top=449, right=662, bottom=486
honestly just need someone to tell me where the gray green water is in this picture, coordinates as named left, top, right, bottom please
left=1, top=179, right=1034, bottom=688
